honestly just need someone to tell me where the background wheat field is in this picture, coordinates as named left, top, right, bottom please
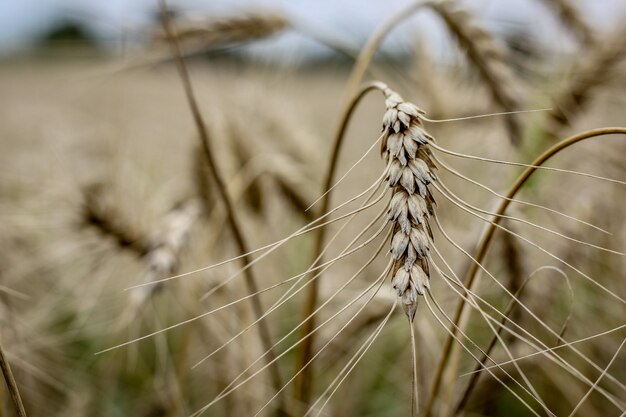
left=1, top=1, right=625, bottom=416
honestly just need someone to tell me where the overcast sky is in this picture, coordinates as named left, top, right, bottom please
left=1, top=0, right=625, bottom=57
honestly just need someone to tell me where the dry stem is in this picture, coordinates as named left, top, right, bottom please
left=0, top=339, right=27, bottom=417
left=158, top=1, right=285, bottom=411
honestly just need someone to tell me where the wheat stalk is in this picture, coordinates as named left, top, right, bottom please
left=158, top=3, right=286, bottom=413
left=292, top=80, right=391, bottom=405
left=192, top=144, right=217, bottom=216
left=497, top=219, right=525, bottom=341
left=0, top=338, right=27, bottom=417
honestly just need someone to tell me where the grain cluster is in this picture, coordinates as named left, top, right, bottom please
left=380, top=88, right=437, bottom=319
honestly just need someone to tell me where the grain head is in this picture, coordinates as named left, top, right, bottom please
left=380, top=88, right=437, bottom=320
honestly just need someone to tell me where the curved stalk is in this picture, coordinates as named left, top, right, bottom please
left=423, top=127, right=626, bottom=417
left=292, top=81, right=389, bottom=406
left=158, top=1, right=285, bottom=412
left=343, top=1, right=433, bottom=103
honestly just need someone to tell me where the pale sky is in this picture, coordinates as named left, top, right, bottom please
left=1, top=0, right=624, bottom=57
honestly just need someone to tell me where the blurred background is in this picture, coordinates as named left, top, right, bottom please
left=2, top=0, right=626, bottom=58
left=0, top=1, right=625, bottom=416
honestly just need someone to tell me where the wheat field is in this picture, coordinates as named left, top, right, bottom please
left=1, top=2, right=625, bottom=416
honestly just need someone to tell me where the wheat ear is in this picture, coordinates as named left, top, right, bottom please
left=82, top=184, right=149, bottom=256
left=380, top=88, right=437, bottom=319
left=153, top=13, right=288, bottom=48
left=545, top=24, right=626, bottom=139
left=126, top=200, right=201, bottom=319
left=538, top=0, right=595, bottom=46
left=430, top=1, right=524, bottom=145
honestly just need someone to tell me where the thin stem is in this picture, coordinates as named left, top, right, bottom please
left=424, top=127, right=626, bottom=417
left=292, top=81, right=389, bottom=405
left=433, top=217, right=626, bottom=407
left=342, top=0, right=433, bottom=103
left=310, top=302, right=396, bottom=417
left=567, top=337, right=626, bottom=417
left=424, top=292, right=543, bottom=417
left=454, top=267, right=572, bottom=414
left=158, top=0, right=284, bottom=410
left=410, top=319, right=420, bottom=417
left=255, top=267, right=391, bottom=417
left=0, top=340, right=27, bottom=417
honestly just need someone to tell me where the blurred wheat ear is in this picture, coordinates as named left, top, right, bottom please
left=429, top=0, right=524, bottom=146
left=343, top=0, right=524, bottom=146
left=82, top=183, right=150, bottom=257
left=81, top=182, right=202, bottom=327
left=543, top=23, right=626, bottom=141
left=152, top=13, right=288, bottom=49
left=538, top=0, right=595, bottom=46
